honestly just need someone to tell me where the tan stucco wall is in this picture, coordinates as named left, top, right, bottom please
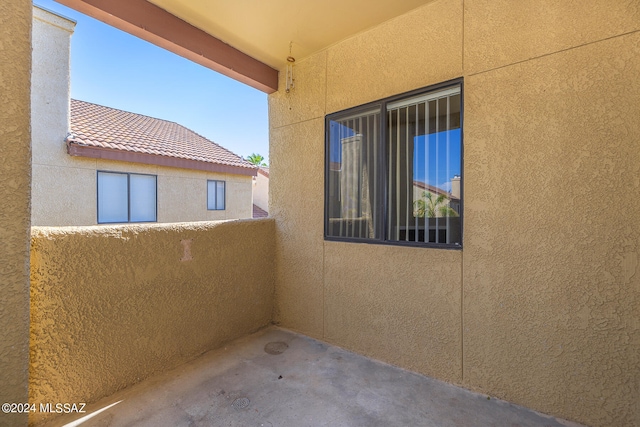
left=268, top=1, right=640, bottom=426
left=324, top=242, right=462, bottom=382
left=29, top=219, right=275, bottom=425
left=0, top=1, right=32, bottom=426
left=30, top=6, right=81, bottom=226
left=30, top=10, right=252, bottom=225
left=270, top=0, right=465, bottom=381
left=463, top=29, right=640, bottom=427
left=253, top=170, right=269, bottom=213
left=271, top=118, right=325, bottom=336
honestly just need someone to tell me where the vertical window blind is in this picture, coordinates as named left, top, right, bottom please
left=325, top=82, right=462, bottom=247
left=327, top=109, right=379, bottom=239
left=386, top=86, right=461, bottom=244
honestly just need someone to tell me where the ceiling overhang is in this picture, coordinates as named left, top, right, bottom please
left=56, top=0, right=435, bottom=94
left=56, top=0, right=279, bottom=93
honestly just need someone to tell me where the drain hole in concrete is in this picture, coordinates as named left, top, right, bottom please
left=232, top=397, right=250, bottom=410
left=264, top=341, right=289, bottom=355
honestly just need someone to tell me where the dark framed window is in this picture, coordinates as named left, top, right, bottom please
left=207, top=180, right=225, bottom=210
left=97, top=171, right=157, bottom=223
left=325, top=79, right=462, bottom=248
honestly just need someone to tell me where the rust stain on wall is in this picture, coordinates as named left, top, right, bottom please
left=181, top=238, right=193, bottom=261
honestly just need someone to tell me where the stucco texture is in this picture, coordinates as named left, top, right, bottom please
left=156, top=167, right=253, bottom=223
left=267, top=0, right=467, bottom=398
left=271, top=119, right=325, bottom=337
left=253, top=170, right=269, bottom=213
left=464, top=0, right=640, bottom=75
left=32, top=163, right=97, bottom=226
left=463, top=31, right=640, bottom=427
left=32, top=156, right=253, bottom=226
left=325, top=0, right=463, bottom=114
left=269, top=51, right=327, bottom=129
left=268, top=0, right=640, bottom=426
left=29, top=219, right=275, bottom=425
left=324, top=242, right=462, bottom=383
left=0, top=1, right=32, bottom=427
left=31, top=6, right=75, bottom=171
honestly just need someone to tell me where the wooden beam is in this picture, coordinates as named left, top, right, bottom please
left=56, top=0, right=279, bottom=93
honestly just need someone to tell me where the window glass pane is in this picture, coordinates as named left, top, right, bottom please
left=208, top=180, right=225, bottom=210
left=387, top=86, right=461, bottom=245
left=327, top=109, right=379, bottom=239
left=207, top=181, right=216, bottom=210
left=216, top=181, right=225, bottom=210
left=130, top=174, right=156, bottom=222
left=97, top=172, right=128, bottom=223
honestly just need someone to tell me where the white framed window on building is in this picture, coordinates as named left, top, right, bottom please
left=207, top=180, right=226, bottom=210
left=325, top=79, right=462, bottom=248
left=97, top=171, right=157, bottom=224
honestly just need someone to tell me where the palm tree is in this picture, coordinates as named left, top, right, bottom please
left=246, top=153, right=267, bottom=166
left=414, top=192, right=459, bottom=218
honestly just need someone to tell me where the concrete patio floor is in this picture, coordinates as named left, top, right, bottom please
left=44, top=327, right=585, bottom=427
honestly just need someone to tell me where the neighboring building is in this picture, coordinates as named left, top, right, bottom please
left=65, top=99, right=256, bottom=224
left=252, top=204, right=268, bottom=218
left=31, top=6, right=256, bottom=226
left=412, top=178, right=460, bottom=217
left=252, top=167, right=269, bottom=218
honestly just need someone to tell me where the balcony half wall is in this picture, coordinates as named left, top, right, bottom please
left=29, top=219, right=275, bottom=425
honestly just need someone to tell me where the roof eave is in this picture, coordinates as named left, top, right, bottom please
left=67, top=141, right=258, bottom=177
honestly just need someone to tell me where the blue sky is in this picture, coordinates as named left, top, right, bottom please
left=414, top=129, right=461, bottom=191
left=34, top=0, right=269, bottom=163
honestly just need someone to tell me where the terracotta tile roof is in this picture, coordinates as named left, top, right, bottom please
left=413, top=180, right=459, bottom=200
left=67, top=99, right=255, bottom=174
left=252, top=204, right=268, bottom=218
left=258, top=167, right=269, bottom=178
